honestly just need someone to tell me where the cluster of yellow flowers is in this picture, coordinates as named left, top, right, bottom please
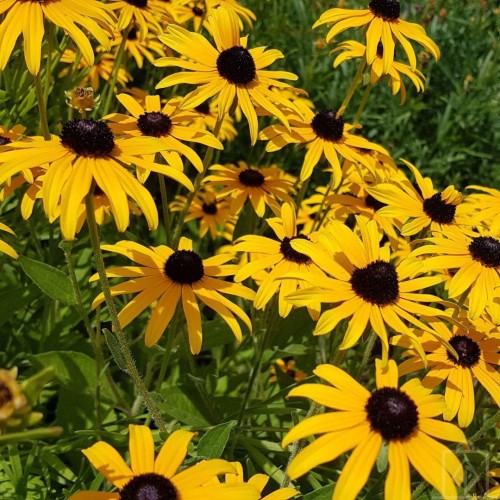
left=0, top=1, right=498, bottom=499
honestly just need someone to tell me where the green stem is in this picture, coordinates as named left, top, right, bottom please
left=171, top=116, right=224, bottom=249
left=353, top=83, right=372, bottom=125
left=158, top=173, right=173, bottom=246
left=281, top=402, right=323, bottom=487
left=154, top=313, right=179, bottom=393
left=61, top=240, right=103, bottom=436
left=33, top=75, right=50, bottom=140
left=44, top=23, right=55, bottom=103
left=101, top=27, right=130, bottom=117
left=356, top=331, right=377, bottom=378
left=85, top=194, right=167, bottom=432
left=338, top=59, right=366, bottom=117
left=295, top=177, right=310, bottom=210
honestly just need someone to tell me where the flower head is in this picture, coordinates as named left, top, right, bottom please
left=283, top=360, right=466, bottom=500
left=71, top=425, right=261, bottom=499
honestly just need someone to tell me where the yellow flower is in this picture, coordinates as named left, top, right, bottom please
left=286, top=219, right=451, bottom=362
left=411, top=226, right=500, bottom=322
left=118, top=27, right=169, bottom=68
left=464, top=185, right=500, bottom=234
left=368, top=159, right=467, bottom=236
left=397, top=317, right=500, bottom=427
left=269, top=358, right=307, bottom=384
left=170, top=189, right=236, bottom=240
left=233, top=203, right=325, bottom=318
left=0, top=119, right=192, bottom=240
left=107, top=93, right=223, bottom=178
left=0, top=222, right=18, bottom=259
left=204, top=161, right=294, bottom=217
left=260, top=103, right=390, bottom=186
left=109, top=0, right=171, bottom=40
left=155, top=7, right=299, bottom=144
left=70, top=425, right=260, bottom=499
left=332, top=40, right=426, bottom=103
left=0, top=0, right=115, bottom=75
left=92, top=237, right=254, bottom=354
left=283, top=360, right=466, bottom=500
left=314, top=1, right=440, bottom=73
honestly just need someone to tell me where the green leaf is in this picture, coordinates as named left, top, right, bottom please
left=0, top=286, right=38, bottom=327
left=376, top=441, right=388, bottom=473
left=197, top=421, right=237, bottom=459
left=302, top=485, right=334, bottom=500
left=159, top=387, right=210, bottom=427
left=19, top=256, right=75, bottom=305
left=103, top=328, right=128, bottom=372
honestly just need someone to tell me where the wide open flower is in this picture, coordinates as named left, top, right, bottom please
left=70, top=425, right=260, bottom=499
left=286, top=219, right=451, bottom=362
left=155, top=7, right=299, bottom=144
left=233, top=203, right=325, bottom=318
left=283, top=360, right=466, bottom=500
left=204, top=161, right=294, bottom=217
left=0, top=119, right=193, bottom=240
left=0, top=0, right=115, bottom=75
left=368, top=159, right=467, bottom=236
left=260, top=103, right=390, bottom=186
left=411, top=227, right=500, bottom=322
left=313, top=0, right=440, bottom=72
left=106, top=93, right=222, bottom=178
left=92, top=238, right=254, bottom=354
left=397, top=317, right=500, bottom=427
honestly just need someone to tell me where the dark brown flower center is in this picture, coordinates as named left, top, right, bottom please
left=469, top=236, right=500, bottom=268
left=216, top=46, right=256, bottom=85
left=238, top=168, right=265, bottom=187
left=120, top=473, right=178, bottom=500
left=422, top=193, right=456, bottom=224
left=365, top=194, right=386, bottom=211
left=350, top=260, right=399, bottom=305
left=125, top=0, right=148, bottom=7
left=60, top=119, right=115, bottom=157
left=165, top=250, right=204, bottom=284
left=192, top=6, right=203, bottom=16
left=0, top=382, right=13, bottom=406
left=137, top=112, right=172, bottom=137
left=311, top=110, right=344, bottom=141
left=366, top=387, right=418, bottom=440
left=369, top=0, right=400, bottom=20
left=202, top=202, right=217, bottom=215
left=0, top=136, right=12, bottom=146
left=128, top=28, right=138, bottom=40
left=446, top=335, right=481, bottom=368
left=280, top=235, right=311, bottom=264
left=195, top=101, right=210, bottom=115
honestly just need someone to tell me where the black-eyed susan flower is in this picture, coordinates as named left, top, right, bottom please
left=283, top=360, right=466, bottom=500
left=70, top=425, right=260, bottom=499
left=368, top=159, right=468, bottom=236
left=106, top=93, right=223, bottom=177
left=260, top=103, right=389, bottom=186
left=0, top=124, right=26, bottom=145
left=485, top=468, right=500, bottom=498
left=170, top=189, right=235, bottom=240
left=204, top=461, right=297, bottom=499
left=92, top=237, right=254, bottom=354
left=0, top=119, right=193, bottom=240
left=204, top=162, right=294, bottom=217
left=120, top=27, right=168, bottom=68
left=191, top=101, right=238, bottom=142
left=269, top=358, right=307, bottom=384
left=464, top=185, right=500, bottom=234
left=313, top=0, right=440, bottom=72
left=286, top=219, right=450, bottom=361
left=109, top=0, right=171, bottom=40
left=155, top=7, right=299, bottom=144
left=0, top=222, right=18, bottom=259
left=0, top=0, right=115, bottom=75
left=332, top=41, right=426, bottom=104
left=397, top=317, right=500, bottom=428
left=411, top=227, right=500, bottom=323
left=233, top=203, right=325, bottom=318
